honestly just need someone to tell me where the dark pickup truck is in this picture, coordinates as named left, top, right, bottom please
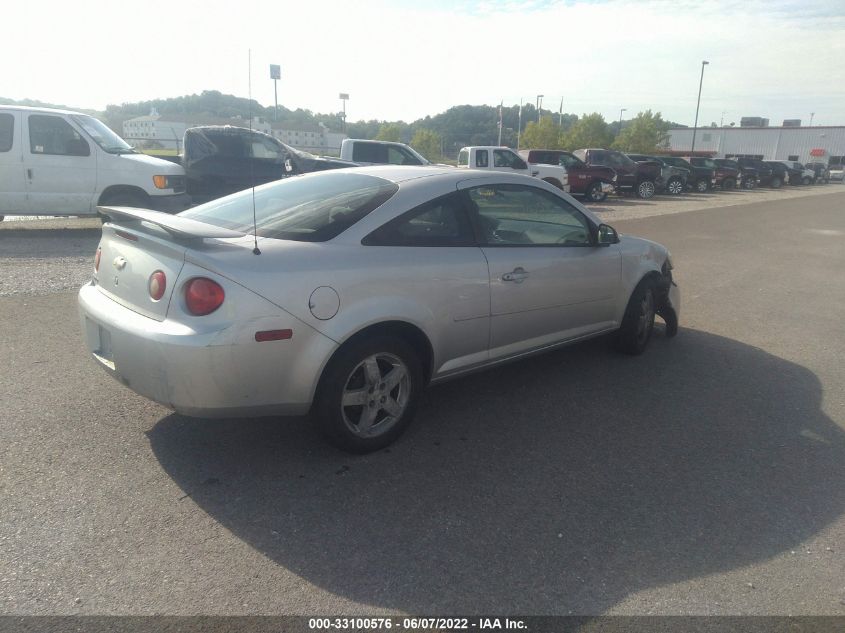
left=686, top=157, right=728, bottom=190
left=572, top=148, right=661, bottom=199
left=659, top=156, right=714, bottom=192
left=626, top=154, right=689, bottom=195
left=714, top=158, right=757, bottom=189
left=176, top=126, right=355, bottom=204
left=764, top=161, right=795, bottom=188
left=733, top=158, right=778, bottom=187
left=519, top=149, right=616, bottom=202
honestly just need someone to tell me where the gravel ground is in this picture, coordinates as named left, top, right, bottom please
left=1, top=183, right=842, bottom=297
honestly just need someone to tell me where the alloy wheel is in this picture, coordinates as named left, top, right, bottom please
left=340, top=353, right=410, bottom=438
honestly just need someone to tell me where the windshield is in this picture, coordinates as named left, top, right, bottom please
left=71, top=115, right=136, bottom=154
left=179, top=171, right=398, bottom=242
left=278, top=139, right=317, bottom=161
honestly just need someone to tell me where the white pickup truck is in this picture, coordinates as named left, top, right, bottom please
left=457, top=146, right=569, bottom=191
left=0, top=105, right=190, bottom=220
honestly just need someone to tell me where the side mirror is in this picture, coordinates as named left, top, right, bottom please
left=513, top=159, right=528, bottom=170
left=597, top=223, right=620, bottom=246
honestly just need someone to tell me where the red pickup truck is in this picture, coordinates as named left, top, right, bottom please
left=519, top=149, right=616, bottom=202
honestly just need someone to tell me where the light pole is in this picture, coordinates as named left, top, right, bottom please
left=269, top=65, right=281, bottom=121
left=339, top=93, right=349, bottom=134
left=618, top=108, right=627, bottom=135
left=536, top=94, right=544, bottom=122
left=809, top=112, right=815, bottom=126
left=720, top=110, right=728, bottom=127
left=690, top=60, right=709, bottom=155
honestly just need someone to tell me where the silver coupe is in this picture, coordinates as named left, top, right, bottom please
left=79, top=166, right=680, bottom=452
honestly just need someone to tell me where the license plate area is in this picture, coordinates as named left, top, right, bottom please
left=90, top=321, right=115, bottom=370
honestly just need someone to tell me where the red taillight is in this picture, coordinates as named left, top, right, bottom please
left=149, top=270, right=166, bottom=301
left=184, top=278, right=225, bottom=316
left=94, top=248, right=101, bottom=273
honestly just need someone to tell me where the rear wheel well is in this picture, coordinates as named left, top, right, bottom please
left=97, top=185, right=151, bottom=207
left=542, top=177, right=563, bottom=190
left=329, top=321, right=434, bottom=385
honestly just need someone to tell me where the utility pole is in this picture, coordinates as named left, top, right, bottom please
left=536, top=94, right=544, bottom=123
left=558, top=97, right=563, bottom=126
left=809, top=112, right=815, bottom=126
left=517, top=99, right=523, bottom=150
left=618, top=108, right=627, bottom=136
left=339, top=93, right=349, bottom=133
left=690, top=60, right=710, bottom=155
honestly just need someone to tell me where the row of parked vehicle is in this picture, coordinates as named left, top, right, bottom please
left=0, top=104, right=841, bottom=220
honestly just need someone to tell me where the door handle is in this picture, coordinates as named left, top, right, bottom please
left=502, top=267, right=529, bottom=283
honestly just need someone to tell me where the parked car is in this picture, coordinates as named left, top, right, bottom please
left=572, top=148, right=661, bottom=199
left=79, top=166, right=680, bottom=452
left=626, top=154, right=689, bottom=195
left=714, top=158, right=757, bottom=189
left=182, top=126, right=355, bottom=204
left=828, top=163, right=844, bottom=182
left=734, top=157, right=778, bottom=188
left=684, top=157, right=726, bottom=190
left=340, top=139, right=430, bottom=165
left=457, top=146, right=569, bottom=191
left=805, top=162, right=830, bottom=183
left=0, top=105, right=189, bottom=221
left=777, top=161, right=815, bottom=185
left=764, top=161, right=796, bottom=187
left=519, top=149, right=616, bottom=202
left=658, top=156, right=715, bottom=192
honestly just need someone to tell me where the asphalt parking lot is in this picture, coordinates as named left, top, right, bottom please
left=1, top=186, right=844, bottom=616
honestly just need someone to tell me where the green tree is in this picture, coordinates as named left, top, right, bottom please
left=410, top=129, right=442, bottom=161
left=376, top=123, right=405, bottom=142
left=520, top=116, right=563, bottom=149
left=611, top=110, right=671, bottom=153
left=560, top=113, right=613, bottom=150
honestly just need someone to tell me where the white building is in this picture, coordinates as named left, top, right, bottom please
left=666, top=126, right=845, bottom=164
left=122, top=109, right=188, bottom=150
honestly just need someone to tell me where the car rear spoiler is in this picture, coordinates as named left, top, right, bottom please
left=98, top=206, right=245, bottom=239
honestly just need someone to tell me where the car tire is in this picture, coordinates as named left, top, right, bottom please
left=695, top=179, right=709, bottom=193
left=802, top=176, right=811, bottom=185
left=585, top=181, right=608, bottom=202
left=615, top=278, right=657, bottom=356
left=744, top=178, right=756, bottom=189
left=100, top=190, right=150, bottom=208
left=721, top=178, right=736, bottom=190
left=636, top=180, right=656, bottom=199
left=770, top=176, right=782, bottom=188
left=313, top=335, right=423, bottom=453
left=666, top=177, right=684, bottom=195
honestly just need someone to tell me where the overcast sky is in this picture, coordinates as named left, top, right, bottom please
left=4, top=0, right=844, bottom=126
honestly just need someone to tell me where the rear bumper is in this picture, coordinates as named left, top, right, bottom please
left=147, top=193, right=192, bottom=214
left=78, top=281, right=336, bottom=418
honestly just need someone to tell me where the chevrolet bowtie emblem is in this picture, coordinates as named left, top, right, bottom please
left=113, top=256, right=127, bottom=270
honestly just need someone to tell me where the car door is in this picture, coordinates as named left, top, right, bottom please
left=460, top=179, right=621, bottom=359
left=362, top=191, right=491, bottom=377
left=24, top=113, right=97, bottom=215
left=491, top=148, right=533, bottom=177
left=0, top=111, right=27, bottom=214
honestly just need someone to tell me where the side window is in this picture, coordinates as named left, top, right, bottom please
left=28, top=115, right=90, bottom=157
left=475, top=150, right=489, bottom=168
left=386, top=146, right=421, bottom=165
left=363, top=193, right=474, bottom=247
left=0, top=113, right=13, bottom=152
left=590, top=151, right=608, bottom=166
left=458, top=149, right=469, bottom=166
left=493, top=149, right=517, bottom=168
left=787, top=155, right=799, bottom=162
left=467, top=184, right=592, bottom=247
left=250, top=136, right=285, bottom=161
left=352, top=142, right=386, bottom=163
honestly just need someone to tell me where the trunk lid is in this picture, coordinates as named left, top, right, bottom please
left=94, top=206, right=245, bottom=321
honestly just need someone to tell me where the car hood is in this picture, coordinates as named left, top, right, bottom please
left=115, top=152, right=185, bottom=175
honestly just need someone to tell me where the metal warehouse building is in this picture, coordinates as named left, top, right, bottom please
left=666, top=126, right=845, bottom=164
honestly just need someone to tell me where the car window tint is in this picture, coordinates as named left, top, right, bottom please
left=352, top=142, right=385, bottom=163
left=0, top=113, right=12, bottom=152
left=493, top=149, right=517, bottom=167
left=467, top=184, right=591, bottom=247
left=363, top=193, right=474, bottom=247
left=250, top=136, right=285, bottom=161
left=558, top=154, right=582, bottom=168
left=475, top=150, right=489, bottom=168
left=28, top=115, right=90, bottom=157
left=387, top=146, right=419, bottom=165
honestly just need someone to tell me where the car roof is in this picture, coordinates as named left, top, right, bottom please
left=0, top=104, right=86, bottom=116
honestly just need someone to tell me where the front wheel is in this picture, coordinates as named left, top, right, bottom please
left=637, top=180, right=656, bottom=199
left=615, top=279, right=657, bottom=355
left=585, top=181, right=608, bottom=202
left=770, top=176, right=782, bottom=188
left=721, top=178, right=736, bottom=190
left=695, top=179, right=710, bottom=193
left=802, top=176, right=812, bottom=185
left=744, top=178, right=756, bottom=189
left=666, top=177, right=684, bottom=195
left=313, top=336, right=423, bottom=453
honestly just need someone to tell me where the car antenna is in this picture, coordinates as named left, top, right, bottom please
left=248, top=48, right=261, bottom=255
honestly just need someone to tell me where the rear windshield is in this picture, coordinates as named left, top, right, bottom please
left=179, top=172, right=398, bottom=242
